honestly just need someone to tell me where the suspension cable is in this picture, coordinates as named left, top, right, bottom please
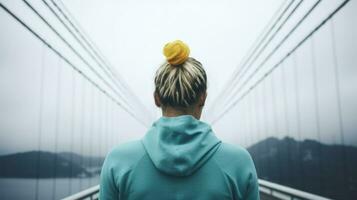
left=207, top=0, right=296, bottom=116
left=216, top=0, right=305, bottom=112
left=210, top=0, right=320, bottom=122
left=50, top=0, right=153, bottom=122
left=210, top=0, right=350, bottom=124
left=0, top=2, right=149, bottom=127
left=23, top=0, right=136, bottom=116
left=41, top=0, right=148, bottom=121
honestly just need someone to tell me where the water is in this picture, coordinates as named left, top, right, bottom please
left=0, top=177, right=100, bottom=200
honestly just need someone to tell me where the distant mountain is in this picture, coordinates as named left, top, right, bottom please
left=58, top=152, right=104, bottom=168
left=0, top=151, right=104, bottom=178
left=247, top=137, right=357, bottom=200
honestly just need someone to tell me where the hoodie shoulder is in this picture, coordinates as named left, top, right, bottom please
left=213, top=143, right=259, bottom=199
left=214, top=143, right=253, bottom=168
left=213, top=142, right=256, bottom=175
left=106, top=140, right=146, bottom=167
left=100, top=140, right=146, bottom=199
left=104, top=140, right=146, bottom=178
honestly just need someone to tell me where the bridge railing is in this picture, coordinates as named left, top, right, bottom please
left=62, top=185, right=99, bottom=200
left=62, top=179, right=333, bottom=200
left=258, top=179, right=332, bottom=200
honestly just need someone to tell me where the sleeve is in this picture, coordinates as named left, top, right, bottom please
left=244, top=155, right=260, bottom=200
left=99, top=155, right=119, bottom=200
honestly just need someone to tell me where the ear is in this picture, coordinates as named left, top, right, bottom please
left=198, top=91, right=207, bottom=107
left=154, top=91, right=161, bottom=107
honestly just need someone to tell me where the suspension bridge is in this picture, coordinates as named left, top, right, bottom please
left=0, top=0, right=356, bottom=199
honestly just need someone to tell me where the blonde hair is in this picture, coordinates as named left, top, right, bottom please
left=154, top=57, right=207, bottom=108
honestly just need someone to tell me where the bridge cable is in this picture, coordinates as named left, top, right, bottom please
left=52, top=58, right=63, bottom=200
left=35, top=43, right=46, bottom=200
left=292, top=53, right=304, bottom=188
left=281, top=62, right=294, bottom=183
left=330, top=18, right=348, bottom=190
left=210, top=0, right=350, bottom=124
left=269, top=72, right=283, bottom=181
left=22, top=0, right=139, bottom=120
left=206, top=0, right=297, bottom=117
left=310, top=34, right=323, bottom=191
left=0, top=2, right=149, bottom=127
left=213, top=0, right=305, bottom=114
left=49, top=0, right=153, bottom=122
left=211, top=0, right=321, bottom=123
left=78, top=78, right=86, bottom=190
left=209, top=0, right=309, bottom=119
left=41, top=0, right=149, bottom=122
left=68, top=69, right=76, bottom=195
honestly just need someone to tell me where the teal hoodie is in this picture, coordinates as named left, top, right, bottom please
left=100, top=115, right=259, bottom=200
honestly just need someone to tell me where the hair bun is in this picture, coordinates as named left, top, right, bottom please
left=163, top=40, right=190, bottom=66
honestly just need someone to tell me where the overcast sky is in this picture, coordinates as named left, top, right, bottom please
left=62, top=0, right=285, bottom=116
left=1, top=0, right=356, bottom=156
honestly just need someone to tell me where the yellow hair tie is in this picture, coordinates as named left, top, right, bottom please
left=163, top=40, right=190, bottom=66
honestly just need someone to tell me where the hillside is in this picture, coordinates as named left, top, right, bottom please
left=247, top=137, right=357, bottom=200
left=0, top=151, right=104, bottom=178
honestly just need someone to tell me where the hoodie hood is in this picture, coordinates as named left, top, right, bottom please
left=142, top=115, right=221, bottom=176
